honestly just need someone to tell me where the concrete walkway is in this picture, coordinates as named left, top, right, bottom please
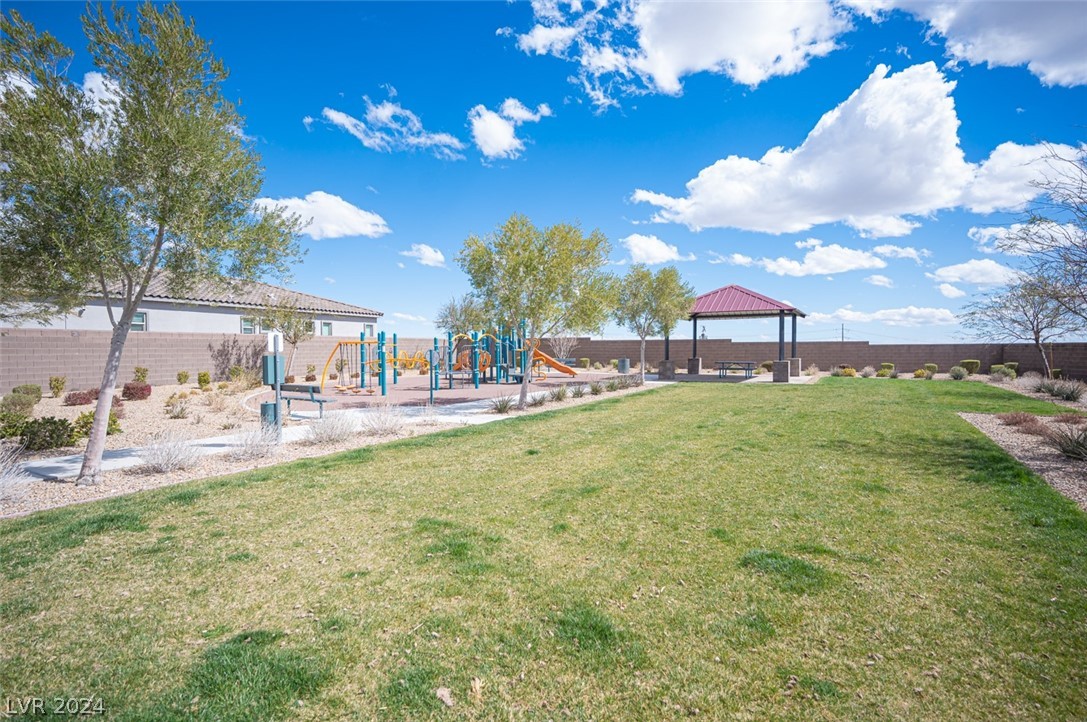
left=21, top=381, right=676, bottom=480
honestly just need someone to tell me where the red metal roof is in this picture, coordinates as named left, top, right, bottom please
left=689, top=284, right=805, bottom=318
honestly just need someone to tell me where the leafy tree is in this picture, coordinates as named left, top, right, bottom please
left=961, top=276, right=1084, bottom=378
left=614, top=265, right=695, bottom=382
left=435, top=294, right=488, bottom=335
left=0, top=4, right=303, bottom=484
left=1001, top=146, right=1087, bottom=322
left=457, top=214, right=616, bottom=408
left=260, top=300, right=315, bottom=376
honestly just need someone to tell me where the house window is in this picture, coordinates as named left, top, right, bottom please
left=320, top=321, right=333, bottom=336
left=131, top=311, right=147, bottom=332
left=241, top=317, right=257, bottom=334
left=364, top=324, right=375, bottom=338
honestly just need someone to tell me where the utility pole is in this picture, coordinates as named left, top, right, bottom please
left=841, top=324, right=844, bottom=342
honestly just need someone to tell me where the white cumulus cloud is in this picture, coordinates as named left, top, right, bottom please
left=938, top=283, right=966, bottom=298
left=392, top=312, right=428, bottom=322
left=468, top=98, right=553, bottom=160
left=872, top=244, right=930, bottom=263
left=631, top=63, right=1072, bottom=238
left=926, top=258, right=1018, bottom=286
left=757, top=240, right=886, bottom=277
left=621, top=234, right=696, bottom=264
left=320, top=95, right=465, bottom=160
left=864, top=274, right=894, bottom=288
left=253, top=191, right=390, bottom=240
left=808, top=305, right=957, bottom=327
left=399, top=243, right=446, bottom=268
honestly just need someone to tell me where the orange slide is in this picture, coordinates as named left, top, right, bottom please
left=533, top=349, right=578, bottom=377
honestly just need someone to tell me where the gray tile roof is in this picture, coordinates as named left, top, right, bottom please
left=140, top=274, right=382, bottom=318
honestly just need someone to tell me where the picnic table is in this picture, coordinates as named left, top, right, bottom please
left=279, top=383, right=336, bottom=418
left=715, top=360, right=757, bottom=379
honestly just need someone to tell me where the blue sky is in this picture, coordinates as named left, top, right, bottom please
left=11, top=1, right=1087, bottom=343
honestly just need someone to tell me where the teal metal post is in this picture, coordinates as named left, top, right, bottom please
left=471, top=331, right=480, bottom=389
left=431, top=338, right=440, bottom=391
left=392, top=333, right=399, bottom=385
left=359, top=331, right=366, bottom=390
left=378, top=331, right=387, bottom=396
left=447, top=332, right=454, bottom=389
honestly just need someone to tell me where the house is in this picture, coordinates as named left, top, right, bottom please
left=27, top=274, right=382, bottom=338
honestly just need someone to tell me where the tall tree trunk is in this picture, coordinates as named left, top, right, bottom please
left=639, top=337, right=647, bottom=384
left=1034, top=336, right=1053, bottom=378
left=77, top=316, right=133, bottom=485
left=518, top=338, right=534, bottom=409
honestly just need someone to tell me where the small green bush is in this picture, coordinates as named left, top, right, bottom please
left=20, top=417, right=75, bottom=451
left=12, top=384, right=42, bottom=403
left=840, top=367, right=857, bottom=377
left=74, top=410, right=121, bottom=438
left=875, top=369, right=890, bottom=378
left=176, top=370, right=190, bottom=385
left=548, top=385, right=568, bottom=402
left=605, top=379, right=620, bottom=392
left=924, top=363, right=938, bottom=374
left=579, top=358, right=591, bottom=369
left=608, top=359, right=618, bottom=369
left=949, top=366, right=968, bottom=380
left=528, top=395, right=547, bottom=407
left=133, top=366, right=149, bottom=383
left=197, top=371, right=211, bottom=387
left=913, top=369, right=927, bottom=378
left=879, top=363, right=894, bottom=372
left=49, top=376, right=67, bottom=398
left=0, top=411, right=29, bottom=438
left=0, top=393, right=36, bottom=415
left=1003, top=362, right=1019, bottom=373
left=589, top=381, right=604, bottom=395
left=572, top=384, right=586, bottom=398
left=1051, top=369, right=1063, bottom=379
left=991, top=366, right=1017, bottom=383
left=592, top=362, right=603, bottom=370
left=1045, top=424, right=1087, bottom=461
left=960, top=360, right=981, bottom=375
left=1052, top=380, right=1086, bottom=402
left=990, top=364, right=1004, bottom=374
left=489, top=395, right=514, bottom=414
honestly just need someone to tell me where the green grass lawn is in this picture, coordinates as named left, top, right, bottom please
left=2, top=379, right=1085, bottom=720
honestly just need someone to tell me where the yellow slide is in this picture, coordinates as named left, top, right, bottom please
left=533, top=349, right=578, bottom=377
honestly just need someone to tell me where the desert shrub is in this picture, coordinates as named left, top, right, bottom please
left=913, top=369, right=927, bottom=378
left=141, top=432, right=201, bottom=472
left=876, top=369, right=891, bottom=378
left=829, top=366, right=844, bottom=377
left=608, top=359, right=618, bottom=369
left=923, top=363, right=938, bottom=374
left=570, top=384, right=585, bottom=398
left=328, top=372, right=339, bottom=381
left=997, top=412, right=1035, bottom=426
left=110, top=397, right=126, bottom=419
left=924, top=370, right=935, bottom=380
left=840, top=367, right=857, bottom=377
left=1054, top=413, right=1086, bottom=426
left=592, top=362, right=603, bottom=370
left=626, top=374, right=644, bottom=387
left=1004, top=362, right=1019, bottom=373
left=588, top=381, right=603, bottom=395
left=305, top=373, right=317, bottom=382
left=0, top=393, right=36, bottom=416
left=490, top=395, right=515, bottom=414
left=1052, top=369, right=1063, bottom=379
left=20, top=417, right=75, bottom=451
left=990, top=366, right=1017, bottom=383
left=879, top=363, right=894, bottom=372
left=177, top=370, right=191, bottom=385
left=228, top=365, right=246, bottom=381
left=579, top=358, right=591, bottom=369
left=228, top=426, right=278, bottom=461
left=12, top=384, right=42, bottom=403
left=1045, top=424, right=1087, bottom=461
left=197, top=371, right=211, bottom=387
left=164, top=397, right=189, bottom=419
left=48, top=376, right=67, bottom=398
left=1036, top=378, right=1060, bottom=395
left=605, top=379, right=620, bottom=392
left=122, top=382, right=152, bottom=401
left=362, top=403, right=406, bottom=436
left=63, top=389, right=95, bottom=406
left=990, top=364, right=1005, bottom=374
left=760, top=360, right=774, bottom=372
left=133, top=366, right=149, bottom=383
left=284, top=375, right=296, bottom=384
left=0, top=411, right=29, bottom=438
left=204, top=393, right=228, bottom=412
left=804, top=364, right=820, bottom=376
left=948, top=366, right=968, bottom=380
left=74, top=410, right=121, bottom=438
left=1052, top=380, right=1086, bottom=402
left=549, top=386, right=568, bottom=402
left=1017, top=419, right=1051, bottom=436
left=0, top=439, right=30, bottom=500
left=960, top=360, right=981, bottom=375
left=307, top=411, right=359, bottom=444
left=1017, top=371, right=1044, bottom=392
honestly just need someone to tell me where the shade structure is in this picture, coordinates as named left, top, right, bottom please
left=688, top=284, right=806, bottom=361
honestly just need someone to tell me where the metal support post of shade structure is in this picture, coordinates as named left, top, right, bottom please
left=778, top=311, right=785, bottom=361
left=791, top=314, right=797, bottom=359
left=692, top=317, right=698, bottom=359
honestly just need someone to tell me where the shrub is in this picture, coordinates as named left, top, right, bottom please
left=589, top=381, right=604, bottom=395
left=1, top=411, right=29, bottom=438
left=111, top=397, right=126, bottom=419
left=177, top=370, right=190, bottom=385
left=197, top=371, right=211, bottom=387
left=141, top=432, right=201, bottom=472
left=0, top=393, right=36, bottom=416
left=914, top=369, right=927, bottom=378
left=605, top=379, right=620, bottom=392
left=122, top=382, right=152, bottom=401
left=204, top=393, right=228, bottom=412
left=63, top=389, right=96, bottom=406
left=228, top=365, right=246, bottom=381
left=948, top=366, right=968, bottom=380
left=1017, top=419, right=1051, bottom=436
left=305, top=374, right=317, bottom=382
left=592, top=362, right=603, bottom=370
left=0, top=439, right=30, bottom=500
left=608, top=359, right=618, bottom=369
left=285, top=375, right=296, bottom=384
left=840, top=367, right=857, bottom=377
left=74, top=410, right=121, bottom=438
left=579, top=358, right=591, bottom=369
left=49, top=376, right=67, bottom=398
left=362, top=402, right=406, bottom=436
left=876, top=369, right=891, bottom=378
left=548, top=385, right=568, bottom=402
left=990, top=364, right=1004, bottom=374
left=1054, top=413, right=1086, bottom=426
left=217, top=382, right=229, bottom=391
left=133, top=366, right=149, bottom=383
left=990, top=366, right=1017, bottom=383
left=307, top=411, right=359, bottom=444
left=572, top=384, right=585, bottom=398
left=1004, top=362, right=1019, bottom=373
left=20, top=417, right=75, bottom=451
left=228, top=426, right=278, bottom=461
left=1052, top=380, right=1086, bottom=402
left=889, top=368, right=900, bottom=378
left=528, top=395, right=547, bottom=407
left=829, top=366, right=844, bottom=377
left=490, top=395, right=515, bottom=414
left=164, top=397, right=189, bottom=419
left=924, top=370, right=935, bottom=380
left=804, top=364, right=820, bottom=376
left=997, top=412, right=1035, bottom=426
left=328, top=372, right=338, bottom=381
left=1051, top=369, right=1063, bottom=379
left=960, top=360, right=981, bottom=375
left=13, top=384, right=42, bottom=403
left=760, top=360, right=774, bottom=372
left=879, top=363, right=894, bottom=372
left=924, top=363, right=938, bottom=374
left=1045, top=424, right=1087, bottom=461
left=860, top=366, right=875, bottom=378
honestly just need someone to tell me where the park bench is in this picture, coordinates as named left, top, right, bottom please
left=279, top=383, right=337, bottom=418
left=715, top=360, right=757, bottom=379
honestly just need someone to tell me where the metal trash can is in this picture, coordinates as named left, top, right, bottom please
left=260, top=402, right=278, bottom=429
left=617, top=358, right=630, bottom=374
